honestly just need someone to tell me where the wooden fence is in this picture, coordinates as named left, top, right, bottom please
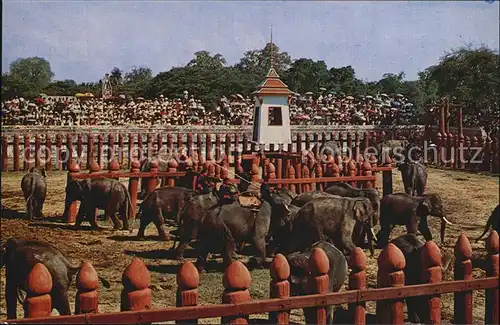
left=63, top=156, right=393, bottom=224
left=7, top=231, right=499, bottom=324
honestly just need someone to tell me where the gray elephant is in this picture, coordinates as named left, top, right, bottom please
left=476, top=204, right=500, bottom=242
left=139, top=158, right=169, bottom=199
left=377, top=193, right=453, bottom=248
left=390, top=234, right=452, bottom=323
left=290, top=190, right=337, bottom=208
left=398, top=161, right=427, bottom=196
left=0, top=238, right=110, bottom=319
left=21, top=167, right=47, bottom=221
left=285, top=196, right=376, bottom=256
left=137, top=186, right=195, bottom=241
left=63, top=178, right=133, bottom=230
left=286, top=241, right=348, bottom=325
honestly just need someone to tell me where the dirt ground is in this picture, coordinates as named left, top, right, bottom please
left=0, top=167, right=498, bottom=323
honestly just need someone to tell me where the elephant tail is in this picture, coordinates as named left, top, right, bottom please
left=25, top=178, right=36, bottom=220
left=476, top=218, right=492, bottom=242
left=17, top=287, right=27, bottom=305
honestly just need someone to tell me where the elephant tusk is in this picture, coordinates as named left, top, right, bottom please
left=370, top=227, right=378, bottom=242
left=442, top=217, right=453, bottom=225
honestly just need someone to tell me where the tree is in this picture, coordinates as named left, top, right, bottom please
left=121, top=66, right=153, bottom=97
left=283, top=58, right=330, bottom=94
left=420, top=46, right=499, bottom=130
left=328, top=66, right=362, bottom=95
left=110, top=67, right=123, bottom=86
left=236, top=42, right=292, bottom=80
left=186, top=51, right=226, bottom=70
left=4, top=57, right=54, bottom=98
left=377, top=72, right=405, bottom=95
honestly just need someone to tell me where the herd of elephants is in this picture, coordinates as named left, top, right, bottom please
left=2, top=140, right=499, bottom=323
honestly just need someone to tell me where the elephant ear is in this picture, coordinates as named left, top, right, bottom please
left=353, top=200, right=368, bottom=221
left=419, top=197, right=431, bottom=216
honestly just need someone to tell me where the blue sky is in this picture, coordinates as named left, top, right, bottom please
left=3, top=1, right=499, bottom=83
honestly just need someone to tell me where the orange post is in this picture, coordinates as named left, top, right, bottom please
left=176, top=262, right=199, bottom=324
left=45, top=134, right=52, bottom=171
left=304, top=248, right=330, bottom=325
left=66, top=162, right=81, bottom=224
left=168, top=159, right=178, bottom=187
left=361, top=160, right=373, bottom=189
left=348, top=247, right=366, bottom=325
left=454, top=233, right=473, bottom=325
left=147, top=160, right=159, bottom=194
left=287, top=164, right=296, bottom=193
left=88, top=161, right=101, bottom=220
left=1, top=135, right=8, bottom=172
left=24, top=134, right=31, bottom=171
left=269, top=254, right=290, bottom=324
left=485, top=231, right=499, bottom=324
left=13, top=134, right=20, bottom=171
left=128, top=161, right=140, bottom=218
left=23, top=263, right=52, bottom=319
left=420, top=241, right=442, bottom=324
left=75, top=262, right=100, bottom=314
left=222, top=261, right=251, bottom=324
left=377, top=243, right=405, bottom=325
left=302, top=164, right=310, bottom=192
left=121, top=258, right=151, bottom=311
left=35, top=134, right=41, bottom=168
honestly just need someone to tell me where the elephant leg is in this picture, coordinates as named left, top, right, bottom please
left=251, top=235, right=267, bottom=267
left=52, top=287, right=71, bottom=316
left=122, top=214, right=130, bottom=231
left=37, top=199, right=45, bottom=219
left=6, top=281, right=17, bottom=319
left=418, top=218, right=433, bottom=241
left=154, top=209, right=170, bottom=241
left=194, top=241, right=210, bottom=272
left=75, top=202, right=85, bottom=228
left=137, top=218, right=148, bottom=239
left=88, top=205, right=101, bottom=230
left=173, top=238, right=191, bottom=260
left=110, top=213, right=122, bottom=230
left=340, top=220, right=356, bottom=256
left=377, top=224, right=393, bottom=249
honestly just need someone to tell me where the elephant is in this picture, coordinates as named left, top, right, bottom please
left=324, top=183, right=380, bottom=225
left=286, top=241, right=348, bottom=325
left=390, top=234, right=453, bottom=323
left=63, top=178, right=133, bottom=230
left=476, top=204, right=500, bottom=242
left=137, top=186, right=195, bottom=241
left=21, top=167, right=47, bottom=221
left=285, top=196, right=376, bottom=256
left=0, top=238, right=110, bottom=319
left=398, top=161, right=427, bottom=196
left=290, top=190, right=337, bottom=208
left=139, top=158, right=169, bottom=199
left=377, top=193, right=453, bottom=248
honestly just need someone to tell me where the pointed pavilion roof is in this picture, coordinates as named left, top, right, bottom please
left=253, top=67, right=294, bottom=96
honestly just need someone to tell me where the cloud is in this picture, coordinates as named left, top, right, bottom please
left=2, top=1, right=498, bottom=83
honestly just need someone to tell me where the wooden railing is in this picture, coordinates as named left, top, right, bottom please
left=7, top=231, right=499, bottom=324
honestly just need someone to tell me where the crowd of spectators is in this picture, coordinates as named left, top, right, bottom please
left=1, top=89, right=417, bottom=127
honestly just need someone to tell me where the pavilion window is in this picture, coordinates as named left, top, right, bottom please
left=268, top=106, right=283, bottom=126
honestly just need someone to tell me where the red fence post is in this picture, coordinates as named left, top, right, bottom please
left=23, top=263, right=52, bottom=319
left=13, top=134, right=20, bottom=171
left=454, top=233, right=473, bottom=325
left=137, top=133, right=143, bottom=162
left=56, top=134, right=63, bottom=171
left=119, top=133, right=124, bottom=167
left=420, top=241, right=442, bottom=324
left=1, top=135, right=8, bottom=172
left=242, top=133, right=248, bottom=153
left=128, top=133, right=134, bottom=169
left=225, top=133, right=231, bottom=163
left=147, top=133, right=153, bottom=159
left=108, top=133, right=115, bottom=163
left=348, top=247, right=366, bottom=325
left=176, top=262, right=199, bottom=324
left=66, top=162, right=80, bottom=224
left=35, top=134, right=41, bottom=168
left=121, top=258, right=152, bottom=312
left=128, top=161, right=140, bottom=218
left=157, top=133, right=163, bottom=159
left=304, top=247, right=330, bottom=325
left=205, top=133, right=212, bottom=162
left=66, top=133, right=73, bottom=169
left=222, top=261, right=252, bottom=324
left=485, top=230, right=499, bottom=324
left=315, top=162, right=323, bottom=191
left=348, top=159, right=357, bottom=187
left=109, top=159, right=120, bottom=180
left=361, top=160, right=373, bottom=189
left=168, top=159, right=178, bottom=187
left=377, top=243, right=405, bottom=325
left=24, top=134, right=31, bottom=171
left=77, top=134, right=83, bottom=169
left=75, top=261, right=100, bottom=314
left=88, top=161, right=101, bottom=221
left=147, top=160, right=158, bottom=194
left=215, top=134, right=222, bottom=178
left=269, top=254, right=290, bottom=324
left=87, top=134, right=94, bottom=170
left=288, top=164, right=296, bottom=193
left=97, top=134, right=103, bottom=168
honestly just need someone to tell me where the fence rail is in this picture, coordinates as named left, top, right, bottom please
left=7, top=231, right=499, bottom=325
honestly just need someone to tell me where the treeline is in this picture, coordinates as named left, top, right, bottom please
left=1, top=44, right=498, bottom=130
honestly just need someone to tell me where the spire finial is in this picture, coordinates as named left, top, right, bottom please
left=270, top=24, right=274, bottom=69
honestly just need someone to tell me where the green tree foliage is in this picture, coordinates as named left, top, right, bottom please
left=3, top=57, right=54, bottom=98
left=283, top=58, right=330, bottom=94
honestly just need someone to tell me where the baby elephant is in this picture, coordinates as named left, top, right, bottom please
left=476, top=204, right=500, bottom=242
left=390, top=234, right=452, bottom=323
left=21, top=167, right=47, bottom=220
left=286, top=241, right=348, bottom=325
left=0, top=238, right=110, bottom=319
